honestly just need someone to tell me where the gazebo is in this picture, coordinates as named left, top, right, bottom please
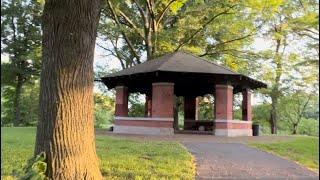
left=101, top=51, right=267, bottom=136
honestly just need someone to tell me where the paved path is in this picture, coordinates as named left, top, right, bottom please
left=183, top=142, right=319, bottom=180
left=96, top=131, right=319, bottom=179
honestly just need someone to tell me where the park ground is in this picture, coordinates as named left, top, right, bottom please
left=1, top=127, right=319, bottom=179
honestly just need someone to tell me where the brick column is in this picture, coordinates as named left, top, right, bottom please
left=214, top=85, right=233, bottom=120
left=151, top=82, right=174, bottom=118
left=144, top=96, right=152, bottom=117
left=184, top=97, right=198, bottom=130
left=214, top=85, right=234, bottom=136
left=242, top=88, right=252, bottom=121
left=115, top=86, right=128, bottom=117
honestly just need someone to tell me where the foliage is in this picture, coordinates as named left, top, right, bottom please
left=1, top=86, right=15, bottom=126
left=19, top=152, right=47, bottom=180
left=128, top=103, right=145, bottom=117
left=255, top=0, right=319, bottom=134
left=1, top=0, right=42, bottom=126
left=251, top=100, right=319, bottom=136
left=278, top=91, right=314, bottom=134
left=1, top=81, right=40, bottom=127
left=298, top=118, right=319, bottom=137
left=1, top=127, right=195, bottom=179
left=98, top=0, right=279, bottom=71
left=2, top=90, right=113, bottom=128
left=128, top=93, right=145, bottom=117
left=249, top=136, right=319, bottom=172
left=197, top=95, right=214, bottom=120
left=252, top=103, right=272, bottom=133
left=94, top=93, right=115, bottom=128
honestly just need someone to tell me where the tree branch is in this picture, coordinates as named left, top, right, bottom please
left=200, top=18, right=269, bottom=57
left=133, top=0, right=147, bottom=24
left=199, top=34, right=254, bottom=57
left=106, top=0, right=141, bottom=64
left=97, top=43, right=126, bottom=69
left=146, top=0, right=155, bottom=20
left=175, top=5, right=236, bottom=51
left=118, top=10, right=144, bottom=38
left=156, top=0, right=176, bottom=26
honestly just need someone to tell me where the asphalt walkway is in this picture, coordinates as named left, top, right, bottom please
left=96, top=131, right=319, bottom=179
left=183, top=142, right=319, bottom=180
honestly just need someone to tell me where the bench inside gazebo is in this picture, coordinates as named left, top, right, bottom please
left=101, top=51, right=267, bottom=137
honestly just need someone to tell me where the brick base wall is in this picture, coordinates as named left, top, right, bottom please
left=113, top=117, right=174, bottom=135
left=214, top=120, right=252, bottom=137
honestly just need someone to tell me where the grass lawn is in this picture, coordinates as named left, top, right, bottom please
left=1, top=127, right=195, bottom=180
left=249, top=136, right=319, bottom=173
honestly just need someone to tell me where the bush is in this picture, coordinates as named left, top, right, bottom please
left=94, top=109, right=113, bottom=128
left=298, top=118, right=319, bottom=136
left=128, top=103, right=145, bottom=117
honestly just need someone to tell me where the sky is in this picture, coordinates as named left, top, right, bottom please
left=1, top=53, right=9, bottom=63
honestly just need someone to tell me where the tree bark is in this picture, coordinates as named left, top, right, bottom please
left=13, top=75, right=23, bottom=126
left=34, top=0, right=102, bottom=179
left=269, top=37, right=282, bottom=134
left=292, top=124, right=298, bottom=134
left=270, top=110, right=277, bottom=134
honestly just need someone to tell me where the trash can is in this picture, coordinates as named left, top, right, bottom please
left=252, top=125, right=260, bottom=136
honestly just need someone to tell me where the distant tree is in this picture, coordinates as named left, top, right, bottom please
left=1, top=0, right=42, bottom=126
left=257, top=0, right=319, bottom=134
left=34, top=0, right=103, bottom=179
left=279, top=91, right=314, bottom=134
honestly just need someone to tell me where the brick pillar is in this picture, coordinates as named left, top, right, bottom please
left=242, top=88, right=252, bottom=121
left=115, top=86, right=128, bottom=117
left=184, top=97, right=197, bottom=130
left=151, top=82, right=174, bottom=118
left=144, top=96, right=152, bottom=117
left=214, top=85, right=233, bottom=120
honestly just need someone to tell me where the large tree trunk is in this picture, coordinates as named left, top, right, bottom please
left=13, top=75, right=23, bottom=126
left=34, top=0, right=102, bottom=179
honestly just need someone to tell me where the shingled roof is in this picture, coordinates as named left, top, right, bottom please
left=104, top=51, right=239, bottom=77
left=101, top=51, right=267, bottom=96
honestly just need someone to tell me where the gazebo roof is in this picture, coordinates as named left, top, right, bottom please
left=101, top=51, right=267, bottom=96
left=105, top=51, right=238, bottom=77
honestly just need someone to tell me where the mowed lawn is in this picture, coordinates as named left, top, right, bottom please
left=1, top=127, right=195, bottom=180
left=249, top=136, right=319, bottom=173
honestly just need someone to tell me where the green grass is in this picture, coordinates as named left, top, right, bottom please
left=1, top=127, right=195, bottom=180
left=249, top=136, right=319, bottom=173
